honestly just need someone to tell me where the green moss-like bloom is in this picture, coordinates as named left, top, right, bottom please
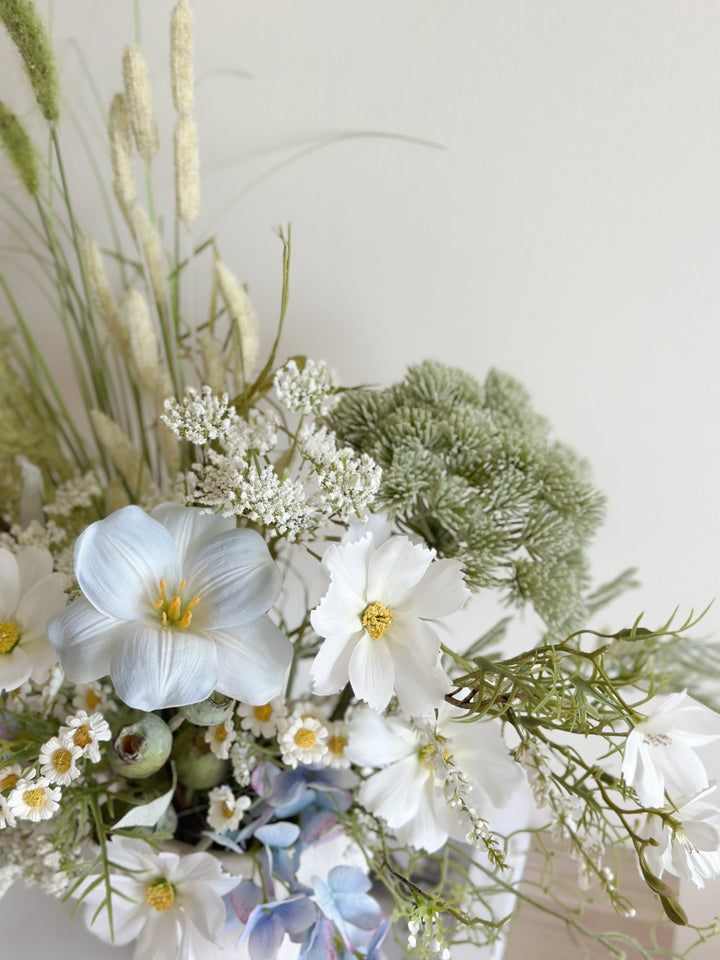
left=0, top=100, right=38, bottom=193
left=0, top=0, right=60, bottom=123
left=327, top=360, right=606, bottom=637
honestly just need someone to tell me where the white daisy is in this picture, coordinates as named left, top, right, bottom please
left=207, top=785, right=251, bottom=833
left=0, top=546, right=67, bottom=693
left=76, top=835, right=238, bottom=959
left=59, top=710, right=112, bottom=763
left=237, top=697, right=287, bottom=738
left=324, top=720, right=352, bottom=770
left=622, top=690, right=720, bottom=808
left=278, top=715, right=329, bottom=768
left=48, top=504, right=292, bottom=711
left=39, top=735, right=84, bottom=786
left=0, top=796, right=16, bottom=829
left=7, top=772, right=61, bottom=822
left=203, top=718, right=237, bottom=759
left=0, top=763, right=22, bottom=792
left=310, top=532, right=469, bottom=715
left=71, top=680, right=112, bottom=715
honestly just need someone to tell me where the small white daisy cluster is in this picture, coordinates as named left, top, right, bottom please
left=229, top=735, right=257, bottom=788
left=273, top=358, right=337, bottom=416
left=204, top=718, right=237, bottom=759
left=0, top=822, right=79, bottom=897
left=207, top=784, right=251, bottom=833
left=407, top=912, right=451, bottom=960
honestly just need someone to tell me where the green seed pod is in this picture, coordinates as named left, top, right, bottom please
left=0, top=101, right=38, bottom=193
left=0, top=0, right=60, bottom=123
left=172, top=725, right=228, bottom=789
left=108, top=713, right=172, bottom=779
left=179, top=692, right=235, bottom=727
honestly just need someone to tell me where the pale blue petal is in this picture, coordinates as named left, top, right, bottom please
left=256, top=821, right=300, bottom=848
left=210, top=616, right=291, bottom=705
left=75, top=506, right=181, bottom=621
left=110, top=621, right=217, bottom=710
left=185, top=529, right=281, bottom=628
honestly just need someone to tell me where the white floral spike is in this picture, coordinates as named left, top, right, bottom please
left=90, top=410, right=157, bottom=500
left=122, top=45, right=158, bottom=163
left=174, top=114, right=199, bottom=227
left=133, top=205, right=167, bottom=310
left=171, top=0, right=194, bottom=115
left=108, top=93, right=136, bottom=229
left=215, top=259, right=259, bottom=384
left=124, top=288, right=160, bottom=395
left=80, top=237, right=130, bottom=356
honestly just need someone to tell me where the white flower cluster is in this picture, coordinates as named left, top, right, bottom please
left=407, top=913, right=451, bottom=960
left=44, top=470, right=102, bottom=518
left=229, top=735, right=257, bottom=788
left=162, top=386, right=232, bottom=443
left=273, top=358, right=337, bottom=415
left=298, top=424, right=382, bottom=523
left=0, top=824, right=78, bottom=897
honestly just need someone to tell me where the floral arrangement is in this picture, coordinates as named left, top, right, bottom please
left=1, top=3, right=720, bottom=959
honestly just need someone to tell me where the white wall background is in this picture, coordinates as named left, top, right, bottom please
left=1, top=1, right=720, bottom=956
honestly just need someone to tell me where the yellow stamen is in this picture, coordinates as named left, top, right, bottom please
left=0, top=773, right=19, bottom=790
left=328, top=735, right=348, bottom=756
left=22, top=788, right=47, bottom=808
left=145, top=879, right=175, bottom=911
left=419, top=744, right=436, bottom=769
left=53, top=749, right=73, bottom=773
left=214, top=725, right=228, bottom=743
left=221, top=801, right=235, bottom=819
left=85, top=689, right=102, bottom=710
left=0, top=622, right=20, bottom=654
left=73, top=725, right=92, bottom=748
left=361, top=601, right=393, bottom=641
left=294, top=727, right=317, bottom=749
left=154, top=578, right=200, bottom=628
left=253, top=703, right=273, bottom=723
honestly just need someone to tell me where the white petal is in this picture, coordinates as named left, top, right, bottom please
left=47, top=598, right=118, bottom=682
left=179, top=885, right=226, bottom=941
left=110, top=622, right=217, bottom=710
left=81, top=879, right=146, bottom=945
left=210, top=616, right=292, bottom=704
left=0, top=548, right=19, bottom=618
left=345, top=709, right=417, bottom=767
left=391, top=643, right=450, bottom=717
left=322, top=535, right=373, bottom=604
left=394, top=782, right=450, bottom=853
left=359, top=755, right=430, bottom=827
left=366, top=536, right=433, bottom=607
left=310, top=584, right=364, bottom=640
left=184, top=529, right=280, bottom=628
left=399, top=558, right=470, bottom=618
left=0, top=647, right=32, bottom=692
left=23, top=637, right=57, bottom=684
left=311, top=631, right=361, bottom=695
left=75, top=506, right=181, bottom=621
left=348, top=633, right=395, bottom=712
left=152, top=503, right=236, bottom=562
left=14, top=573, right=67, bottom=640
left=14, top=546, right=52, bottom=595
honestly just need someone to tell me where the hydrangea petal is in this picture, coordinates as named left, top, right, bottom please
left=185, top=529, right=281, bottom=628
left=210, top=616, right=291, bottom=704
left=47, top=598, right=117, bottom=682
left=75, top=506, right=181, bottom=621
left=110, top=622, right=217, bottom=710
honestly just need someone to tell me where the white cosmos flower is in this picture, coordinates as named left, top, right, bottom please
left=48, top=504, right=292, bottom=711
left=310, top=533, right=469, bottom=715
left=621, top=690, right=720, bottom=808
left=77, top=836, right=239, bottom=960
left=0, top=546, right=66, bottom=693
left=348, top=705, right=521, bottom=853
left=642, top=786, right=720, bottom=888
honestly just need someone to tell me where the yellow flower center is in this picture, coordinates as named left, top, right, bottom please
left=0, top=622, right=20, bottom=654
left=22, top=788, right=47, bottom=808
left=253, top=703, right=273, bottom=723
left=361, top=601, right=393, bottom=641
left=294, top=727, right=317, bottom=749
left=145, top=879, right=175, bottom=911
left=1, top=773, right=19, bottom=790
left=221, top=801, right=235, bottom=819
left=85, top=689, right=102, bottom=710
left=52, top=749, right=73, bottom=773
left=214, top=725, right=228, bottom=743
left=153, top=579, right=200, bottom=628
left=73, top=725, right=92, bottom=748
left=419, top=744, right=437, bottom=769
left=328, top=734, right=348, bottom=756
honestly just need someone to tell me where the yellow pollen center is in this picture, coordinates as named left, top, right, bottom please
left=361, top=601, right=393, bottom=641
left=73, top=726, right=92, bottom=748
left=22, top=788, right=47, bottom=808
left=328, top=735, right=348, bottom=756
left=294, top=727, right=317, bottom=749
left=221, top=801, right=235, bottom=819
left=420, top=744, right=436, bottom=769
left=53, top=749, right=73, bottom=773
left=253, top=703, right=273, bottom=723
left=152, top=579, right=200, bottom=629
left=214, top=725, right=228, bottom=743
left=1, top=773, right=19, bottom=790
left=85, top=689, right=102, bottom=710
left=145, top=879, right=175, bottom=911
left=0, top=622, right=19, bottom=654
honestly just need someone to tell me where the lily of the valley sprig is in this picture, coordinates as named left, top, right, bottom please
left=2, top=2, right=720, bottom=959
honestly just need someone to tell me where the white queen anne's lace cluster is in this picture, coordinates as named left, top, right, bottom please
left=273, top=358, right=337, bottom=415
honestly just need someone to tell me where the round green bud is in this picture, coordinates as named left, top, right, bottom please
left=178, top=692, right=235, bottom=727
left=172, top=725, right=228, bottom=789
left=108, top=713, right=172, bottom=779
